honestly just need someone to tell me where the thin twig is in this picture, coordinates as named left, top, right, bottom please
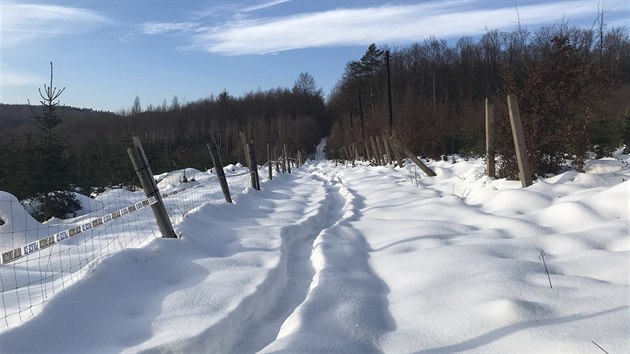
left=539, top=251, right=553, bottom=289
left=591, top=340, right=610, bottom=354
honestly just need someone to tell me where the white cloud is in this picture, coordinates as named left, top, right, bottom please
left=0, top=2, right=111, bottom=48
left=140, top=22, right=201, bottom=35
left=186, top=0, right=625, bottom=55
left=192, top=0, right=291, bottom=20
left=242, top=0, right=291, bottom=13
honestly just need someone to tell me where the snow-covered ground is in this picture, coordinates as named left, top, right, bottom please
left=0, top=145, right=628, bottom=353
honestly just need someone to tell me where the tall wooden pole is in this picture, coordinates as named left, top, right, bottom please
left=507, top=95, right=533, bottom=187
left=386, top=50, right=394, bottom=130
left=357, top=92, right=366, bottom=142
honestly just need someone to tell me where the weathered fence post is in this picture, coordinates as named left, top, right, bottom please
left=274, top=146, right=280, bottom=173
left=239, top=131, right=260, bottom=190
left=284, top=144, right=291, bottom=174
left=127, top=137, right=177, bottom=238
left=388, top=135, right=436, bottom=177
left=267, top=143, right=273, bottom=180
left=207, top=142, right=232, bottom=203
left=247, top=142, right=261, bottom=190
left=280, top=145, right=286, bottom=173
left=485, top=98, right=496, bottom=178
left=342, top=146, right=351, bottom=163
left=382, top=132, right=393, bottom=165
left=507, top=95, right=533, bottom=187
left=363, top=140, right=371, bottom=162
left=239, top=131, right=252, bottom=172
left=370, top=136, right=380, bottom=165
left=392, top=131, right=404, bottom=168
left=376, top=136, right=387, bottom=166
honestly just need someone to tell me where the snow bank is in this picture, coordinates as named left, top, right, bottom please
left=0, top=153, right=627, bottom=353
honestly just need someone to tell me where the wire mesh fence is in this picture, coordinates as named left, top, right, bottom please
left=0, top=162, right=277, bottom=331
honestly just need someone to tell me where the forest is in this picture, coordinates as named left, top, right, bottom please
left=327, top=22, right=630, bottom=177
left=1, top=21, right=629, bottom=220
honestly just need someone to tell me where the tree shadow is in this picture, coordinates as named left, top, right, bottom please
left=414, top=306, right=628, bottom=353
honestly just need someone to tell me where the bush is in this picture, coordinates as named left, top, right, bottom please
left=497, top=32, right=616, bottom=177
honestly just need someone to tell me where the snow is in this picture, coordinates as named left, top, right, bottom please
left=0, top=146, right=628, bottom=353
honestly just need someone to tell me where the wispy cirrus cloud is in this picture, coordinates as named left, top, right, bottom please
left=140, top=22, right=202, bottom=35
left=136, top=1, right=291, bottom=40
left=140, top=0, right=628, bottom=56
left=241, top=0, right=291, bottom=13
left=191, top=0, right=291, bottom=20
left=0, top=1, right=111, bottom=48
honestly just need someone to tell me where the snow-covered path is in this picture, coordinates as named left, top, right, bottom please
left=0, top=154, right=628, bottom=353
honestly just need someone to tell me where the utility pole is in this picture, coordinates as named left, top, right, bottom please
left=386, top=50, right=394, bottom=130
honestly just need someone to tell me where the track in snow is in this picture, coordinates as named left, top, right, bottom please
left=230, top=174, right=346, bottom=353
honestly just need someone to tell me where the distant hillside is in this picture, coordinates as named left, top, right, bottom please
left=0, top=104, right=119, bottom=128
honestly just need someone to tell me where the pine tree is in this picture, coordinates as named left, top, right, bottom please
left=23, top=62, right=80, bottom=221
left=348, top=44, right=384, bottom=115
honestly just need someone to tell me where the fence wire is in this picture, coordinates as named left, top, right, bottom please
left=0, top=164, right=276, bottom=331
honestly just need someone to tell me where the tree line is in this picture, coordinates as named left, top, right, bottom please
left=1, top=17, right=630, bottom=220
left=327, top=21, right=630, bottom=178
left=0, top=71, right=330, bottom=220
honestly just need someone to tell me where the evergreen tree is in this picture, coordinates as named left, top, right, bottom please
left=348, top=44, right=385, bottom=110
left=23, top=62, right=80, bottom=221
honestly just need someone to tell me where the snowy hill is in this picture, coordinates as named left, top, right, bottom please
left=0, top=151, right=628, bottom=353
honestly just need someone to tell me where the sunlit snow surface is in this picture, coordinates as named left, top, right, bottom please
left=0, top=148, right=628, bottom=353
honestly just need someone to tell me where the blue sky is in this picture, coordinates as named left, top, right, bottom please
left=1, top=0, right=628, bottom=112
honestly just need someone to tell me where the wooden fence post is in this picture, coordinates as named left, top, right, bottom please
left=381, top=132, right=393, bottom=165
left=507, top=95, right=533, bottom=187
left=343, top=146, right=351, bottom=162
left=274, top=146, right=280, bottom=173
left=246, top=142, right=261, bottom=190
left=280, top=145, right=286, bottom=173
left=370, top=136, right=380, bottom=165
left=267, top=143, right=273, bottom=180
left=239, top=131, right=252, bottom=172
left=388, top=135, right=436, bottom=177
left=364, top=140, right=372, bottom=162
left=485, top=98, right=496, bottom=178
left=391, top=131, right=404, bottom=168
left=376, top=136, right=386, bottom=166
left=128, top=137, right=177, bottom=238
left=284, top=144, right=291, bottom=174
left=207, top=142, right=232, bottom=203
